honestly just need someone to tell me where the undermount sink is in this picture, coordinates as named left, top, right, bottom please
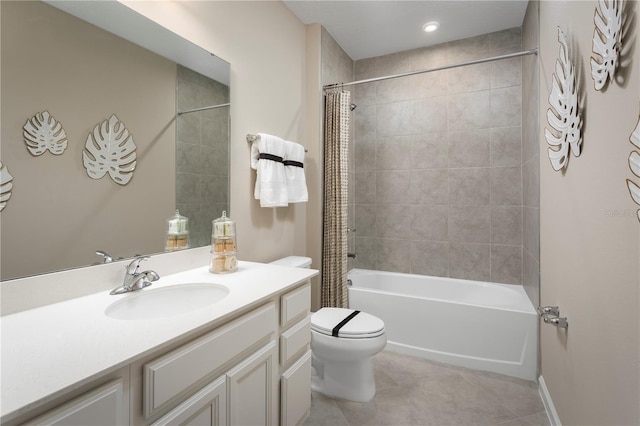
left=105, top=283, right=229, bottom=320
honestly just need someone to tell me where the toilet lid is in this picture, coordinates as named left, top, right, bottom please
left=311, top=308, right=385, bottom=338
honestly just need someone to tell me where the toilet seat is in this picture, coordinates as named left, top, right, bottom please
left=311, top=308, right=385, bottom=338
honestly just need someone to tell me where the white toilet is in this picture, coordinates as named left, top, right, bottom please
left=270, top=256, right=387, bottom=403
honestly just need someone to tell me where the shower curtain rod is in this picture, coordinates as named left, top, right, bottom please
left=323, top=49, right=538, bottom=90
left=177, top=102, right=230, bottom=115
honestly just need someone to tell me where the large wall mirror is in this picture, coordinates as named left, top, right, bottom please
left=0, top=1, right=230, bottom=280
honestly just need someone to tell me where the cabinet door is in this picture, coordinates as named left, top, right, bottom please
left=226, top=341, right=278, bottom=426
left=151, top=376, right=226, bottom=426
left=25, top=379, right=124, bottom=426
left=280, top=351, right=312, bottom=426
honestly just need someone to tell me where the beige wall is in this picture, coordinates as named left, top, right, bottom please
left=123, top=1, right=313, bottom=268
left=305, top=24, right=323, bottom=310
left=539, top=1, right=639, bottom=424
left=0, top=1, right=176, bottom=279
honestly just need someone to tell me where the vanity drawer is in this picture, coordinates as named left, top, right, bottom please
left=143, top=303, right=277, bottom=418
left=280, top=283, right=310, bottom=329
left=280, top=316, right=310, bottom=366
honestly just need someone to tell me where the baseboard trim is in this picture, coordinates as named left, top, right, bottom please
left=538, top=375, right=561, bottom=426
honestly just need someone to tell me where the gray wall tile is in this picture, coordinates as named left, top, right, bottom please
left=410, top=169, right=449, bottom=205
left=410, top=133, right=449, bottom=169
left=448, top=90, right=492, bottom=131
left=411, top=205, right=449, bottom=241
left=449, top=130, right=491, bottom=167
left=491, top=245, right=523, bottom=284
left=490, top=86, right=522, bottom=127
left=377, top=137, right=413, bottom=170
left=354, top=172, right=377, bottom=204
left=491, top=166, right=522, bottom=205
left=449, top=243, right=491, bottom=281
left=378, top=238, right=411, bottom=273
left=377, top=170, right=412, bottom=204
left=449, top=168, right=491, bottom=205
left=491, top=206, right=523, bottom=245
left=411, top=240, right=449, bottom=276
left=377, top=204, right=413, bottom=239
left=491, top=127, right=522, bottom=167
left=354, top=139, right=376, bottom=172
left=355, top=204, right=377, bottom=237
left=449, top=206, right=491, bottom=243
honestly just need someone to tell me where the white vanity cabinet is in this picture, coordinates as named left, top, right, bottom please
left=24, top=379, right=127, bottom=426
left=6, top=277, right=313, bottom=426
left=279, top=284, right=312, bottom=426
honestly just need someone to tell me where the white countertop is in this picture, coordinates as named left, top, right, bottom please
left=0, top=261, right=318, bottom=422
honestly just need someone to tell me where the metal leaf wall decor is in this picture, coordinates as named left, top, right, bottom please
left=82, top=114, right=137, bottom=185
left=627, top=112, right=640, bottom=222
left=545, top=28, right=582, bottom=172
left=23, top=110, right=68, bottom=156
left=590, top=0, right=623, bottom=91
left=0, top=161, right=14, bottom=212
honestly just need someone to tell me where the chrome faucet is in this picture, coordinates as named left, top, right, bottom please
left=110, top=256, right=160, bottom=295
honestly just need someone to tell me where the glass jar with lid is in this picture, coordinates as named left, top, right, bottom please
left=165, top=210, right=190, bottom=251
left=210, top=211, right=237, bottom=273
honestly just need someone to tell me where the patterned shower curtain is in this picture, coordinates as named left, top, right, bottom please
left=322, top=90, right=351, bottom=308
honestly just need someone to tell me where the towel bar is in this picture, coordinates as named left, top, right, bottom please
left=247, top=134, right=307, bottom=152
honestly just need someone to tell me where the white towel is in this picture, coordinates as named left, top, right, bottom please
left=283, top=140, right=308, bottom=203
left=250, top=133, right=288, bottom=207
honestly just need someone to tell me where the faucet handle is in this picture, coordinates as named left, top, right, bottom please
left=126, top=256, right=150, bottom=274
left=96, top=250, right=113, bottom=263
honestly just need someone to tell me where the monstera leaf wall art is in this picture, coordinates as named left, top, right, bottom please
left=23, top=110, right=68, bottom=156
left=590, top=0, right=623, bottom=91
left=627, top=111, right=640, bottom=222
left=545, top=28, right=583, bottom=172
left=83, top=114, right=137, bottom=185
left=0, top=162, right=14, bottom=212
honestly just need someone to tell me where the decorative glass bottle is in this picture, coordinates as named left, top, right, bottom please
left=210, top=211, right=237, bottom=273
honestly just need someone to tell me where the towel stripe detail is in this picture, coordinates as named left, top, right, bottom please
left=332, top=310, right=361, bottom=337
left=259, top=153, right=283, bottom=163
left=283, top=160, right=304, bottom=168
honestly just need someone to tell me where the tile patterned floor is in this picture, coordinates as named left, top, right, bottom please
left=304, top=351, right=549, bottom=426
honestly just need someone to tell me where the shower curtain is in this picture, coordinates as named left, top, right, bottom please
left=321, top=90, right=351, bottom=308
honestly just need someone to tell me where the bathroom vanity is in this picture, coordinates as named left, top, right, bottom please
left=1, top=261, right=317, bottom=425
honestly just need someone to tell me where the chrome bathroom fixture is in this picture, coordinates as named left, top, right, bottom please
left=95, top=250, right=113, bottom=264
left=110, top=256, right=160, bottom=295
left=537, top=306, right=568, bottom=329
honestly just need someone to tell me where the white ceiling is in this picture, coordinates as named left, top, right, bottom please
left=282, top=0, right=530, bottom=60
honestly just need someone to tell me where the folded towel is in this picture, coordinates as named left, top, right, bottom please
left=250, top=133, right=288, bottom=207
left=283, top=140, right=308, bottom=203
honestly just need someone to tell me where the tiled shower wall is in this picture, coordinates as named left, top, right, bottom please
left=350, top=28, right=525, bottom=284
left=522, top=1, right=540, bottom=306
left=176, top=65, right=230, bottom=248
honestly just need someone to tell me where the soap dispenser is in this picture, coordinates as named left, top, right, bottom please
left=165, top=210, right=190, bottom=251
left=210, top=210, right=237, bottom=273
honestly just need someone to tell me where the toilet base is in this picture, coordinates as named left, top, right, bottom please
left=311, top=354, right=376, bottom=402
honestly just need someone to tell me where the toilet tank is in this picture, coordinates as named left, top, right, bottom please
left=270, top=256, right=312, bottom=268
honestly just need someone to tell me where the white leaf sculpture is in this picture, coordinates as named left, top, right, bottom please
left=627, top=112, right=640, bottom=222
left=590, top=0, right=623, bottom=91
left=0, top=161, right=14, bottom=212
left=83, top=114, right=137, bottom=185
left=545, top=28, right=582, bottom=172
left=23, top=111, right=68, bottom=156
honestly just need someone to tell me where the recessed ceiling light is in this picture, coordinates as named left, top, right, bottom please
left=422, top=21, right=440, bottom=33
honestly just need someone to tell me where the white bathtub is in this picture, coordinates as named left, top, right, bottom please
left=348, top=269, right=538, bottom=380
